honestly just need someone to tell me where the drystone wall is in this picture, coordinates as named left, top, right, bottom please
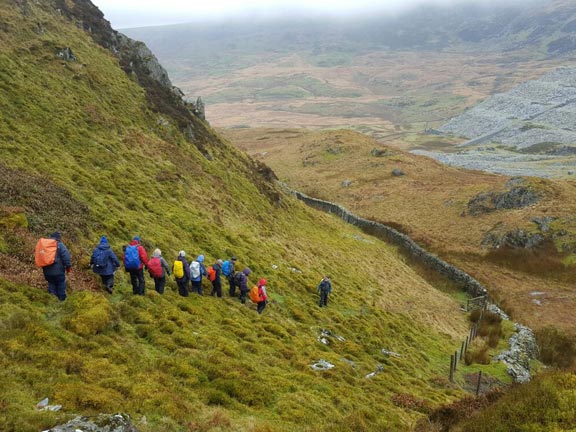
left=293, top=191, right=487, bottom=298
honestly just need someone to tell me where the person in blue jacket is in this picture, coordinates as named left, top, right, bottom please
left=43, top=231, right=72, bottom=301
left=190, top=254, right=207, bottom=295
left=90, top=235, right=120, bottom=294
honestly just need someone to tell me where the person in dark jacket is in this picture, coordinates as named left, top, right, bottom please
left=124, top=236, right=149, bottom=295
left=236, top=267, right=251, bottom=304
left=42, top=231, right=72, bottom=301
left=257, top=278, right=268, bottom=314
left=173, top=250, right=190, bottom=297
left=149, top=248, right=170, bottom=294
left=190, top=254, right=207, bottom=295
left=90, top=235, right=120, bottom=294
left=210, top=259, right=223, bottom=298
left=224, top=256, right=237, bottom=297
left=317, top=276, right=332, bottom=307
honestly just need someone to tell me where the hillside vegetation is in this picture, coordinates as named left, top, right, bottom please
left=0, top=2, right=498, bottom=431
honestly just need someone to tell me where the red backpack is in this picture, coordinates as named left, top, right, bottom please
left=147, top=257, right=163, bottom=278
left=207, top=266, right=217, bottom=282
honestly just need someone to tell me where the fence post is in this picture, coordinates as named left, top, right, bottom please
left=476, top=371, right=483, bottom=396
left=454, top=351, right=458, bottom=371
left=449, top=355, right=454, bottom=382
left=460, top=341, right=465, bottom=361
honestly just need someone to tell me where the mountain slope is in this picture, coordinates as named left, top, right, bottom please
left=0, top=1, right=485, bottom=431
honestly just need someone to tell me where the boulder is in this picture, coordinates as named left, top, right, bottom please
left=392, top=168, right=405, bottom=177
left=44, top=413, right=137, bottom=432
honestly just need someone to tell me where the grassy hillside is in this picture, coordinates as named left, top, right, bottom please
left=226, top=128, right=576, bottom=339
left=0, top=2, right=499, bottom=431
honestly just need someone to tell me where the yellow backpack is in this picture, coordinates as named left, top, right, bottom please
left=173, top=260, right=184, bottom=279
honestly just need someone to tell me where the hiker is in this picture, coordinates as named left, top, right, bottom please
left=37, top=232, right=72, bottom=301
left=173, top=251, right=190, bottom=297
left=317, top=276, right=332, bottom=307
left=123, top=236, right=149, bottom=295
left=235, top=267, right=251, bottom=304
left=256, top=278, right=268, bottom=314
left=209, top=259, right=223, bottom=298
left=190, top=254, right=207, bottom=295
left=90, top=235, right=120, bottom=294
left=222, top=256, right=237, bottom=296
left=148, top=248, right=171, bottom=294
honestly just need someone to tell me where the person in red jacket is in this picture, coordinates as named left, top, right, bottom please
left=257, top=278, right=268, bottom=314
left=124, top=236, right=149, bottom=295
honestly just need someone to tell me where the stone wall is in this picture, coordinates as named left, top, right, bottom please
left=293, top=191, right=488, bottom=298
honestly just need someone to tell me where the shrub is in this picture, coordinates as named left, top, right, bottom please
left=536, top=326, right=576, bottom=368
left=465, top=342, right=490, bottom=365
left=62, top=292, right=114, bottom=336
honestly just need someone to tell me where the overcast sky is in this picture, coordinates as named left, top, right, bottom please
left=93, top=0, right=518, bottom=29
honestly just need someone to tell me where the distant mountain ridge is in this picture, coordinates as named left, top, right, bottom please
left=124, top=0, right=576, bottom=72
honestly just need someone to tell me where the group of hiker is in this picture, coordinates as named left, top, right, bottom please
left=35, top=232, right=333, bottom=312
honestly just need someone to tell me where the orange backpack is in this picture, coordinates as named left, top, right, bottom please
left=34, top=238, right=58, bottom=267
left=249, top=285, right=260, bottom=303
left=207, top=266, right=217, bottom=282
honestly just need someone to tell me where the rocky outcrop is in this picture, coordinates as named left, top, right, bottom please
left=466, top=186, right=540, bottom=216
left=293, top=191, right=487, bottom=298
left=44, top=413, right=137, bottom=432
left=482, top=229, right=544, bottom=249
left=44, top=0, right=209, bottom=156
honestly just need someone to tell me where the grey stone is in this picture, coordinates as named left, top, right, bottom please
left=56, top=47, right=77, bottom=62
left=532, top=216, right=556, bottom=233
left=392, top=168, right=405, bottom=177
left=341, top=179, right=353, bottom=188
left=371, top=148, right=391, bottom=157
left=310, top=360, right=335, bottom=371
left=43, top=413, right=137, bottom=432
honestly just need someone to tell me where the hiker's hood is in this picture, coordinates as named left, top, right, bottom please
left=197, top=255, right=205, bottom=263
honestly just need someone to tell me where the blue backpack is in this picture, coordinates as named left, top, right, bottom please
left=222, top=260, right=232, bottom=277
left=92, top=248, right=107, bottom=270
left=124, top=245, right=140, bottom=270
